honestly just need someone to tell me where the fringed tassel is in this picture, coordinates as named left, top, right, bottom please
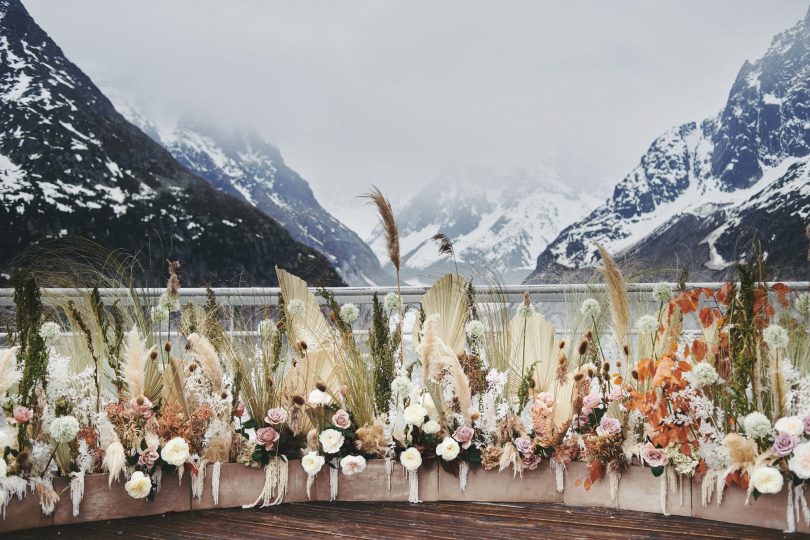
left=154, top=467, right=163, bottom=493
left=407, top=468, right=420, bottom=503
left=191, top=459, right=207, bottom=500
left=385, top=456, right=393, bottom=491
left=306, top=473, right=316, bottom=500
left=607, top=461, right=621, bottom=502
left=177, top=463, right=185, bottom=486
left=329, top=458, right=339, bottom=502
left=659, top=466, right=676, bottom=515
left=0, top=476, right=27, bottom=519
left=69, top=471, right=85, bottom=517
left=212, top=462, right=222, bottom=506
left=787, top=483, right=796, bottom=533
left=797, top=484, right=810, bottom=527
left=459, top=462, right=469, bottom=493
left=33, top=478, right=59, bottom=516
left=550, top=459, right=565, bottom=493
left=243, top=457, right=289, bottom=509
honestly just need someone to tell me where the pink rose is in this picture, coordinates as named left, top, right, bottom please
left=641, top=442, right=669, bottom=468
left=523, top=453, right=542, bottom=470
left=13, top=406, right=33, bottom=424
left=453, top=425, right=475, bottom=450
left=606, top=387, right=626, bottom=402
left=773, top=433, right=797, bottom=457
left=265, top=407, right=288, bottom=425
left=235, top=401, right=245, bottom=417
left=531, top=392, right=554, bottom=417
left=332, top=409, right=352, bottom=430
left=514, top=436, right=534, bottom=456
left=138, top=445, right=159, bottom=469
left=129, top=396, right=154, bottom=419
left=596, top=416, right=622, bottom=436
left=256, top=427, right=280, bottom=451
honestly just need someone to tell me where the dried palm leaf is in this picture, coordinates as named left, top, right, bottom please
left=508, top=311, right=559, bottom=396
left=162, top=354, right=189, bottom=416
left=419, top=273, right=469, bottom=355
left=597, top=245, right=630, bottom=354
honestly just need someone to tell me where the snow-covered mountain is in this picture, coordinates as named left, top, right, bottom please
left=0, top=0, right=343, bottom=286
left=527, top=6, right=810, bottom=282
left=369, top=166, right=600, bottom=283
left=112, top=102, right=392, bottom=286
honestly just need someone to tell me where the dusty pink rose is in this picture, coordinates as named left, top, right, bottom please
left=332, top=409, right=352, bottom=429
left=138, top=445, right=159, bottom=469
left=641, top=442, right=669, bottom=468
left=596, top=416, right=622, bottom=436
left=607, top=387, right=626, bottom=402
left=531, top=392, right=554, bottom=417
left=523, top=453, right=542, bottom=470
left=234, top=401, right=245, bottom=417
left=256, top=427, right=280, bottom=451
left=265, top=407, right=288, bottom=425
left=514, top=436, right=534, bottom=455
left=13, top=406, right=33, bottom=424
left=773, top=433, right=797, bottom=457
left=129, top=396, right=154, bottom=419
left=453, top=425, right=475, bottom=450
left=581, top=393, right=603, bottom=413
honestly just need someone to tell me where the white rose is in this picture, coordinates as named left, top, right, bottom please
left=422, top=420, right=440, bottom=435
left=403, top=404, right=427, bottom=427
left=301, top=451, right=326, bottom=476
left=340, top=455, right=367, bottom=476
left=125, top=471, right=152, bottom=499
left=399, top=447, right=422, bottom=471
left=308, top=389, right=333, bottom=406
left=775, top=416, right=804, bottom=437
left=319, top=429, right=345, bottom=454
left=436, top=437, right=460, bottom=461
left=160, top=437, right=190, bottom=466
left=750, top=466, right=784, bottom=494
left=789, top=442, right=810, bottom=479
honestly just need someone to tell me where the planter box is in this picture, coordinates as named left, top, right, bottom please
left=192, top=462, right=311, bottom=510
left=617, top=466, right=691, bottom=516
left=438, top=462, right=562, bottom=503
left=563, top=461, right=618, bottom=510
left=0, top=485, right=55, bottom=533
left=691, top=479, right=789, bottom=531
left=309, top=459, right=439, bottom=503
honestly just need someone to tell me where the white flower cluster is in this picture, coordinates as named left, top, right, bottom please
left=517, top=303, right=535, bottom=318
left=796, top=293, right=810, bottom=315
left=50, top=415, right=80, bottom=443
left=38, top=322, right=61, bottom=345
left=635, top=315, right=659, bottom=334
left=399, top=447, right=422, bottom=471
left=667, top=445, right=698, bottom=476
left=652, top=282, right=673, bottom=303
left=465, top=320, right=485, bottom=342
left=257, top=319, right=275, bottom=340
left=46, top=355, right=96, bottom=425
left=150, top=305, right=169, bottom=324
left=763, top=324, right=789, bottom=350
left=340, top=303, right=359, bottom=324
left=686, top=362, right=721, bottom=388
left=580, top=298, right=601, bottom=319
left=384, top=293, right=402, bottom=313
left=743, top=411, right=772, bottom=439
left=287, top=299, right=305, bottom=316
left=390, top=375, right=413, bottom=402
left=159, top=292, right=180, bottom=313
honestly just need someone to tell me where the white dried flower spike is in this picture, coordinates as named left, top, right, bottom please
left=384, top=292, right=402, bottom=313
left=150, top=305, right=169, bottom=324
left=796, top=293, right=810, bottom=315
left=762, top=324, right=789, bottom=350
left=38, top=321, right=61, bottom=345
left=49, top=415, right=80, bottom=443
left=580, top=298, right=601, bottom=319
left=517, top=303, right=535, bottom=318
left=652, top=282, right=673, bottom=303
left=635, top=315, right=659, bottom=334
left=287, top=299, right=305, bottom=316
left=465, top=320, right=485, bottom=342
left=390, top=375, right=413, bottom=400
left=158, top=292, right=180, bottom=313
left=257, top=319, right=275, bottom=339
left=340, top=303, right=359, bottom=324
left=688, top=362, right=720, bottom=387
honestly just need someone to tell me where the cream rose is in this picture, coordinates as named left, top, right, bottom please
left=775, top=416, right=804, bottom=437
left=403, top=404, right=427, bottom=427
left=422, top=420, right=440, bottom=435
left=340, top=455, right=367, bottom=476
left=160, top=437, right=190, bottom=467
left=436, top=437, right=460, bottom=461
left=125, top=471, right=152, bottom=499
left=789, top=442, right=810, bottom=479
left=308, top=389, right=333, bottom=406
left=319, top=428, right=345, bottom=454
left=399, top=447, right=422, bottom=471
left=302, top=451, right=326, bottom=476
left=751, top=466, right=784, bottom=494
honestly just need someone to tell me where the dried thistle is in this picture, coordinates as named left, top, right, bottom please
left=431, top=233, right=459, bottom=274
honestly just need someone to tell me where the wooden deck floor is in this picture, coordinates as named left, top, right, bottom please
left=4, top=501, right=806, bottom=539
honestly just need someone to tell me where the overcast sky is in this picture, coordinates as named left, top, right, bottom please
left=24, top=0, right=808, bottom=236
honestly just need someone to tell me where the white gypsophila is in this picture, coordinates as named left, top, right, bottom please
left=384, top=292, right=402, bottom=313
left=436, top=437, right=460, bottom=461
left=340, top=303, right=359, bottom=324
left=422, top=420, right=440, bottom=434
left=796, top=293, right=810, bottom=315
left=390, top=376, right=413, bottom=401
left=49, top=415, right=80, bottom=443
left=400, top=447, right=422, bottom=471
left=257, top=319, right=275, bottom=340
left=743, top=412, right=772, bottom=439
left=161, top=437, right=190, bottom=466
left=580, top=298, right=601, bottom=319
left=667, top=446, right=698, bottom=476
left=204, top=419, right=231, bottom=448
left=517, top=303, right=535, bottom=318
left=287, top=299, right=305, bottom=316
left=46, top=355, right=96, bottom=425
left=150, top=305, right=169, bottom=324
left=687, top=362, right=720, bottom=388
left=751, top=466, right=784, bottom=494
left=125, top=471, right=152, bottom=499
left=699, top=441, right=729, bottom=470
left=76, top=439, right=95, bottom=473
left=775, top=416, right=804, bottom=437
left=652, top=282, right=673, bottom=303
left=403, top=404, right=427, bottom=427
left=485, top=369, right=507, bottom=395
left=763, top=324, right=789, bottom=350
left=465, top=320, right=485, bottom=342
left=301, top=451, right=326, bottom=475
left=31, top=441, right=53, bottom=475
left=635, top=315, right=659, bottom=334
left=319, top=429, right=345, bottom=454
left=158, top=292, right=180, bottom=313
left=38, top=322, right=61, bottom=345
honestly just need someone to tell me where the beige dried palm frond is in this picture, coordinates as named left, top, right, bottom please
left=508, top=311, right=559, bottom=396
left=362, top=186, right=400, bottom=272
left=419, top=273, right=469, bottom=355
left=0, top=347, right=20, bottom=399
left=597, top=245, right=629, bottom=354
left=162, top=354, right=189, bottom=416
left=186, top=333, right=224, bottom=394
left=549, top=375, right=576, bottom=429
left=122, top=328, right=146, bottom=398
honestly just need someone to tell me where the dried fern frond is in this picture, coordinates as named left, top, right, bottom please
left=363, top=186, right=400, bottom=272
left=186, top=333, right=224, bottom=394
left=420, top=273, right=469, bottom=355
left=597, top=245, right=629, bottom=354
